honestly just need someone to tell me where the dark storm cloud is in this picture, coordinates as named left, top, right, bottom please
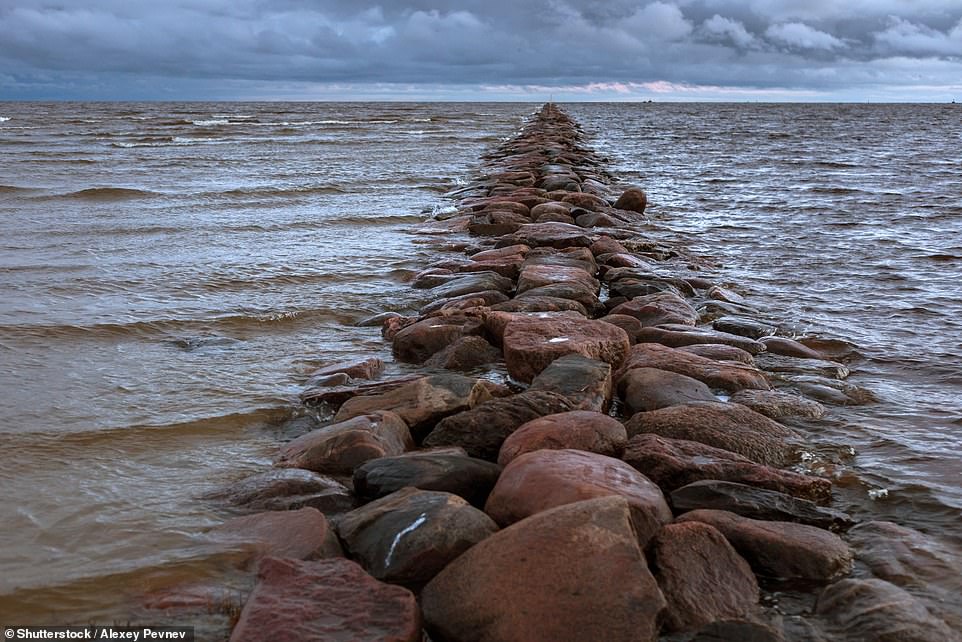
left=1, top=1, right=961, bottom=99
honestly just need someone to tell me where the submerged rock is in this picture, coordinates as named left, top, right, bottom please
left=209, top=507, right=343, bottom=561
left=210, top=468, right=354, bottom=514
left=730, top=388, right=826, bottom=419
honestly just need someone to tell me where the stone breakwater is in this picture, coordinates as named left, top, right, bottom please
left=191, top=105, right=960, bottom=641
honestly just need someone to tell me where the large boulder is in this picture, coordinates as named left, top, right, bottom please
left=229, top=557, right=421, bottom=642
left=528, top=353, right=613, bottom=412
left=609, top=292, right=698, bottom=327
left=847, top=520, right=962, bottom=631
left=676, top=509, right=853, bottom=582
left=636, top=324, right=765, bottom=354
left=625, top=402, right=802, bottom=467
left=485, top=449, right=672, bottom=544
left=670, top=480, right=853, bottom=530
left=502, top=315, right=630, bottom=383
left=423, top=390, right=575, bottom=461
left=334, top=374, right=491, bottom=439
left=209, top=507, right=343, bottom=561
left=613, top=187, right=648, bottom=215
left=517, top=264, right=598, bottom=295
left=392, top=316, right=473, bottom=364
left=421, top=497, right=666, bottom=642
left=730, top=389, right=826, bottom=419
left=353, top=452, right=502, bottom=508
left=618, top=367, right=717, bottom=413
left=759, top=336, right=824, bottom=359
left=208, top=468, right=354, bottom=514
left=423, top=335, right=502, bottom=371
left=425, top=272, right=514, bottom=300
left=336, top=487, right=498, bottom=589
left=498, top=410, right=627, bottom=465
left=490, top=295, right=588, bottom=315
left=624, top=434, right=832, bottom=503
left=651, top=521, right=759, bottom=633
left=275, top=412, right=413, bottom=475
left=500, top=222, right=594, bottom=249
left=815, top=579, right=961, bottom=642
left=617, top=343, right=771, bottom=393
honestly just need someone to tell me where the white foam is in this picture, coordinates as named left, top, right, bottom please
left=0, top=116, right=10, bottom=122
left=191, top=119, right=229, bottom=126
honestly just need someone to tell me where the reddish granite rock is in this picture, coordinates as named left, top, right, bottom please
left=485, top=449, right=672, bottom=543
left=481, top=310, right=584, bottom=346
left=209, top=468, right=354, bottom=514
left=760, top=336, right=824, bottom=359
left=815, top=579, right=960, bottom=642
left=489, top=295, right=589, bottom=316
left=536, top=211, right=576, bottom=225
left=500, top=222, right=594, bottom=249
left=275, top=412, right=413, bottom=475
left=336, top=487, right=498, bottom=589
left=679, top=343, right=756, bottom=364
left=353, top=451, right=501, bottom=507
left=636, top=324, right=765, bottom=354
left=707, top=285, right=748, bottom=306
left=713, top=315, right=778, bottom=339
left=599, top=313, right=643, bottom=343
left=334, top=373, right=491, bottom=438
left=392, top=316, right=469, bottom=364
left=424, top=390, right=574, bottom=461
left=498, top=410, right=627, bottom=465
left=425, top=272, right=514, bottom=300
left=670, top=480, right=853, bottom=530
left=691, top=619, right=785, bottom=642
left=471, top=244, right=530, bottom=261
left=600, top=252, right=657, bottom=269
left=562, top=191, right=609, bottom=211
left=755, top=353, right=850, bottom=380
left=677, top=509, right=853, bottom=582
left=530, top=202, right=573, bottom=219
left=514, top=282, right=601, bottom=312
left=617, top=343, right=771, bottom=393
left=458, top=255, right=523, bottom=279
left=308, top=357, right=384, bottom=383
left=528, top=353, right=613, bottom=412
left=609, top=292, right=698, bottom=327
left=590, top=236, right=629, bottom=257
left=730, top=389, right=826, bottom=419
left=522, top=246, right=597, bottom=273
left=502, top=314, right=630, bottom=383
left=624, top=433, right=832, bottom=503
left=229, top=557, right=421, bottom=642
left=625, top=402, right=801, bottom=467
left=421, top=496, right=666, bottom=642
left=424, top=335, right=501, bottom=370
left=300, top=374, right=422, bottom=409
left=210, top=507, right=343, bottom=561
left=848, top=521, right=962, bottom=631
left=576, top=210, right=624, bottom=228
left=651, top=522, right=759, bottom=633
left=418, top=289, right=510, bottom=316
left=613, top=187, right=648, bottom=215
left=618, top=367, right=717, bottom=414
left=517, top=264, right=599, bottom=295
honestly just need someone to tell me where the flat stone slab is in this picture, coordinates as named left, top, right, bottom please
left=528, top=353, right=613, bottom=412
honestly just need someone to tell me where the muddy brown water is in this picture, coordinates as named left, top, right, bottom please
left=1, top=102, right=960, bottom=629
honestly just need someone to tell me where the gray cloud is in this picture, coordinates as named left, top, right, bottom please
left=1, top=1, right=961, bottom=99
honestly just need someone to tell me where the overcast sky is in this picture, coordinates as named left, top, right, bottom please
left=2, top=0, right=962, bottom=101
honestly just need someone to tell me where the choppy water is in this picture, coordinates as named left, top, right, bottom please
left=1, top=102, right=960, bottom=627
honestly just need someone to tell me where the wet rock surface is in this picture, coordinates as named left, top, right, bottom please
left=618, top=343, right=771, bottom=392
left=352, top=451, right=502, bottom=507
left=497, top=410, right=627, bottom=465
left=527, top=353, right=613, bottom=412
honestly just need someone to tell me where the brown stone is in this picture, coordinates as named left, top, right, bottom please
left=530, top=202, right=573, bottom=219
left=353, top=452, right=502, bottom=507
left=209, top=468, right=354, bottom=514
left=229, top=557, right=421, bottom=642
left=308, top=357, right=384, bottom=383
left=599, top=313, right=643, bottom=342
left=618, top=367, right=717, bottom=414
left=485, top=449, right=671, bottom=543
left=713, top=315, right=778, bottom=339
left=755, top=353, right=850, bottom=380
left=815, top=579, right=960, bottom=642
left=651, top=522, right=759, bottom=632
left=500, top=222, right=594, bottom=249
left=517, top=264, right=598, bottom=295
left=562, top=191, right=609, bottom=211
left=609, top=292, right=698, bottom=327
left=490, top=295, right=588, bottom=316
left=670, top=480, right=853, bottom=530
left=617, top=343, right=771, bottom=393
left=392, top=316, right=470, bottom=364
left=423, top=390, right=574, bottom=461
left=624, top=433, right=832, bottom=502
left=528, top=353, right=613, bottom=412
left=848, top=521, right=962, bottom=631
left=481, top=310, right=583, bottom=347
left=300, top=374, right=422, bottom=409
left=625, top=402, right=801, bottom=467
left=210, top=507, right=343, bottom=562
left=707, top=285, right=748, bottom=305
left=637, top=324, right=765, bottom=354
left=760, top=336, right=825, bottom=359
left=421, top=496, right=667, bottom=642
left=679, top=343, right=756, bottom=364
left=590, top=236, right=629, bottom=256
left=470, top=244, right=530, bottom=261
left=613, top=187, right=648, bottom=215
left=425, top=271, right=514, bottom=300
left=424, top=335, right=502, bottom=370
left=418, top=290, right=509, bottom=316
left=498, top=410, right=627, bottom=465
left=333, top=374, right=491, bottom=439
left=336, top=488, right=498, bottom=589
left=515, top=282, right=601, bottom=312
left=730, top=389, right=826, bottom=419
left=502, top=314, right=630, bottom=383
left=275, top=412, right=413, bottom=475
left=677, top=509, right=853, bottom=582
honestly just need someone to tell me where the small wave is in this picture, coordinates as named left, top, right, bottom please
left=191, top=119, right=229, bottom=126
left=53, top=187, right=159, bottom=201
left=925, top=253, right=961, bottom=262
left=0, top=116, right=10, bottom=123
left=328, top=214, right=425, bottom=227
left=215, top=185, right=347, bottom=199
left=814, top=161, right=858, bottom=169
left=0, top=185, right=34, bottom=194
left=806, top=186, right=869, bottom=195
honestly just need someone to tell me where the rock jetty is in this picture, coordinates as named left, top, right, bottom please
left=192, top=105, right=959, bottom=641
